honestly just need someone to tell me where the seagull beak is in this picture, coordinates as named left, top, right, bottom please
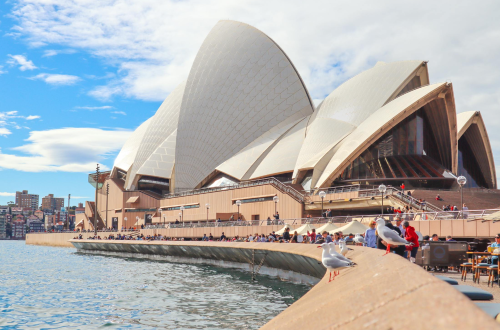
left=317, top=246, right=322, bottom=248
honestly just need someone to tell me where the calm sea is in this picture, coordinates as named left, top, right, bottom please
left=0, top=241, right=310, bottom=329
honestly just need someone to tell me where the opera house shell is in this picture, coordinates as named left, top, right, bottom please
left=111, top=20, right=497, bottom=197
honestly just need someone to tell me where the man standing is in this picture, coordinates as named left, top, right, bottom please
left=463, top=203, right=469, bottom=219
left=400, top=183, right=405, bottom=193
left=395, top=218, right=406, bottom=237
left=220, top=232, right=226, bottom=241
left=202, top=234, right=208, bottom=241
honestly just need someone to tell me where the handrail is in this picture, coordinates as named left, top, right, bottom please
left=163, top=177, right=306, bottom=202
left=29, top=208, right=500, bottom=233
left=141, top=209, right=500, bottom=230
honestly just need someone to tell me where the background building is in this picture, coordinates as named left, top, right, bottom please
left=41, top=194, right=65, bottom=212
left=12, top=219, right=25, bottom=239
left=0, top=214, right=6, bottom=239
left=15, top=190, right=39, bottom=211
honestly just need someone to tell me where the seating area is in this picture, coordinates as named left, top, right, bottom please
left=435, top=275, right=499, bottom=322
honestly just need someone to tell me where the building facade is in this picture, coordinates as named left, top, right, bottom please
left=15, top=190, right=39, bottom=211
left=12, top=219, right=25, bottom=239
left=41, top=194, right=65, bottom=212
left=79, top=20, right=497, bottom=231
left=0, top=214, right=6, bottom=239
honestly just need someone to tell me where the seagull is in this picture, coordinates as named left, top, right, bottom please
left=328, top=242, right=355, bottom=276
left=339, top=240, right=349, bottom=256
left=318, top=243, right=353, bottom=282
left=353, top=234, right=365, bottom=245
left=375, top=218, right=411, bottom=256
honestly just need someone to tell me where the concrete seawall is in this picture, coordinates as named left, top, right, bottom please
left=70, top=240, right=498, bottom=329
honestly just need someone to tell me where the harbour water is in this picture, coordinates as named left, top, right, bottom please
left=0, top=241, right=310, bottom=329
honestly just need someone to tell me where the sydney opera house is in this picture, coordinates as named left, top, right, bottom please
left=77, top=20, right=496, bottom=230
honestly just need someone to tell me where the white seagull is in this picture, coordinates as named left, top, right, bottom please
left=328, top=242, right=355, bottom=276
left=318, top=243, right=353, bottom=282
left=339, top=240, right=349, bottom=256
left=375, top=218, right=411, bottom=256
left=353, top=234, right=365, bottom=245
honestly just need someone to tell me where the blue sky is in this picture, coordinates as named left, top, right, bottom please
left=1, top=0, right=499, bottom=205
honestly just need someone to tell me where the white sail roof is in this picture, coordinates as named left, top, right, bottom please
left=125, top=81, right=186, bottom=189
left=174, top=20, right=314, bottom=190
left=294, top=61, right=426, bottom=178
left=316, top=83, right=447, bottom=188
left=113, top=117, right=152, bottom=172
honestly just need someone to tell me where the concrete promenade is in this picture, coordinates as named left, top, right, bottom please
left=69, top=240, right=498, bottom=329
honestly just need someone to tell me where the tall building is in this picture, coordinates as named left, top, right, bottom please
left=15, top=190, right=39, bottom=211
left=41, top=194, right=65, bottom=212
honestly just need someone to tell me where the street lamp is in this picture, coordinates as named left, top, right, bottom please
left=158, top=208, right=163, bottom=226
left=124, top=217, right=127, bottom=231
left=273, top=196, right=279, bottom=218
left=378, top=184, right=387, bottom=215
left=205, top=203, right=210, bottom=222
left=180, top=206, right=185, bottom=224
left=235, top=200, right=242, bottom=220
left=457, top=176, right=467, bottom=219
left=94, top=163, right=100, bottom=237
left=319, top=191, right=326, bottom=217
left=105, top=183, right=109, bottom=229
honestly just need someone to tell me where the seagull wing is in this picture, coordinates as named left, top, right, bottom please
left=323, top=256, right=352, bottom=269
left=380, top=227, right=408, bottom=245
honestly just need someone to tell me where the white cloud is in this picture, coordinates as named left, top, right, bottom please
left=26, top=115, right=40, bottom=120
left=42, top=49, right=76, bottom=57
left=0, top=127, right=131, bottom=172
left=7, top=54, right=37, bottom=71
left=0, top=128, right=12, bottom=136
left=75, top=105, right=114, bottom=110
left=0, top=192, right=15, bottom=197
left=71, top=196, right=89, bottom=199
left=112, top=111, right=126, bottom=116
left=0, top=65, right=6, bottom=74
left=30, top=73, right=81, bottom=85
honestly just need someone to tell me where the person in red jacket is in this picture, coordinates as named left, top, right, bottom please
left=403, top=221, right=419, bottom=263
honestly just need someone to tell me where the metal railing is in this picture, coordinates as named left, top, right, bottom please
left=141, top=209, right=500, bottom=230
left=163, top=177, right=305, bottom=202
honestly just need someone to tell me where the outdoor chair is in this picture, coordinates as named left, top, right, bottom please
left=487, top=265, right=499, bottom=287
left=473, top=263, right=492, bottom=284
left=461, top=262, right=473, bottom=281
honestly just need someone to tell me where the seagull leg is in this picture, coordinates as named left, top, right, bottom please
left=328, top=272, right=332, bottom=282
left=382, top=244, right=391, bottom=256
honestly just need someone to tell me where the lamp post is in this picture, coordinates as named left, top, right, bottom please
left=319, top=191, right=326, bottom=218
left=206, top=203, right=210, bottom=222
left=378, top=184, right=387, bottom=215
left=105, top=183, right=109, bottom=230
left=124, top=217, right=127, bottom=231
left=136, top=216, right=139, bottom=230
left=180, top=206, right=185, bottom=224
left=273, top=196, right=279, bottom=218
left=158, top=208, right=162, bottom=226
left=457, top=176, right=467, bottom=219
left=94, top=164, right=100, bottom=237
left=235, top=200, right=242, bottom=220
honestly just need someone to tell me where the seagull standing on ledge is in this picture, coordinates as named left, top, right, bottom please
left=375, top=218, right=411, bottom=256
left=354, top=234, right=365, bottom=245
left=328, top=242, right=355, bottom=276
left=318, top=243, right=353, bottom=282
left=339, top=240, right=349, bottom=256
